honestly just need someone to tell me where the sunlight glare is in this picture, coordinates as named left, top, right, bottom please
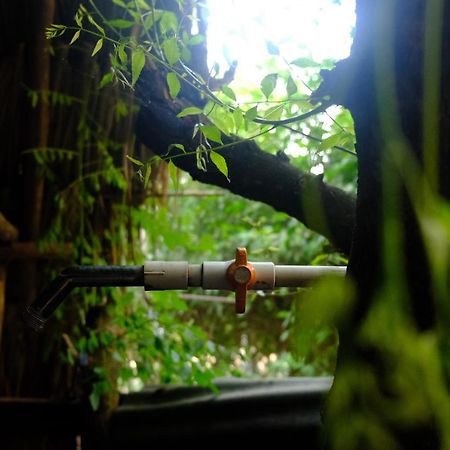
left=207, top=0, right=355, bottom=78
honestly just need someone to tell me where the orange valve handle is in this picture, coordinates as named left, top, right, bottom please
left=226, top=248, right=256, bottom=313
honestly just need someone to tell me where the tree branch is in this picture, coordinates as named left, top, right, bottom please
left=135, top=71, right=355, bottom=255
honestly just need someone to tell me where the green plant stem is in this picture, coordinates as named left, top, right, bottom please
left=282, top=125, right=356, bottom=156
left=161, top=126, right=276, bottom=164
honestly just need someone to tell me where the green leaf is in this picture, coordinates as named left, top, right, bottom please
left=286, top=75, right=298, bottom=97
left=99, top=72, right=113, bottom=88
left=144, top=163, right=152, bottom=188
left=168, top=160, right=179, bottom=189
left=89, top=390, right=100, bottom=411
left=45, top=25, right=66, bottom=39
left=162, top=38, right=180, bottom=65
left=126, top=155, right=144, bottom=166
left=29, top=90, right=38, bottom=108
left=69, top=30, right=80, bottom=45
left=221, top=85, right=236, bottom=101
left=233, top=108, right=244, bottom=131
left=319, top=133, right=345, bottom=151
left=245, top=106, right=258, bottom=122
left=112, top=0, right=127, bottom=7
left=290, top=57, right=319, bottom=68
left=264, top=105, right=283, bottom=121
left=180, top=46, right=191, bottom=63
left=167, top=143, right=185, bottom=154
left=131, top=47, right=146, bottom=86
left=143, top=10, right=164, bottom=30
left=91, top=38, right=104, bottom=56
left=200, top=125, right=222, bottom=144
left=159, top=11, right=178, bottom=34
left=210, top=151, right=229, bottom=180
left=117, top=42, right=127, bottom=64
left=292, top=99, right=314, bottom=110
left=75, top=8, right=83, bottom=27
left=177, top=106, right=202, bottom=118
left=196, top=145, right=207, bottom=171
left=106, top=19, right=135, bottom=29
left=166, top=72, right=181, bottom=98
left=260, top=73, right=278, bottom=99
left=87, top=14, right=105, bottom=35
left=187, top=34, right=205, bottom=46
left=136, top=0, right=150, bottom=10
left=115, top=99, right=128, bottom=118
left=205, top=104, right=234, bottom=135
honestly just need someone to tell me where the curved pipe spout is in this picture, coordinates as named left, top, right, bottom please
left=24, top=266, right=144, bottom=331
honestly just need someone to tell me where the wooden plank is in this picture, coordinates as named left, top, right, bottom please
left=0, top=212, right=18, bottom=243
left=0, top=242, right=73, bottom=262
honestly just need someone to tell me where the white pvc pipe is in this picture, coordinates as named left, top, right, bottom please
left=144, top=260, right=346, bottom=291
left=274, top=265, right=346, bottom=287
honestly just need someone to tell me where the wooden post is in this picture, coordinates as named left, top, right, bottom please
left=0, top=212, right=19, bottom=348
left=0, top=266, right=6, bottom=349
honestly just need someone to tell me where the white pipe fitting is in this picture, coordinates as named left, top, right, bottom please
left=144, top=261, right=189, bottom=290
left=201, top=261, right=276, bottom=290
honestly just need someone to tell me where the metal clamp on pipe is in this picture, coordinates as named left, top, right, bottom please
left=24, top=248, right=346, bottom=331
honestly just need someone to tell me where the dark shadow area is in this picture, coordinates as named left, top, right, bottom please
left=1, top=377, right=331, bottom=449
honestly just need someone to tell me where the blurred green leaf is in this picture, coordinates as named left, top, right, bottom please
left=319, top=133, right=345, bottom=151
left=221, top=85, right=236, bottom=101
left=201, top=125, right=222, bottom=144
left=168, top=143, right=185, bottom=153
left=89, top=391, right=100, bottom=411
left=245, top=105, right=258, bottom=122
left=131, top=47, right=146, bottom=86
left=106, top=19, right=134, bottom=29
left=167, top=72, right=181, bottom=98
left=168, top=160, right=179, bottom=189
left=162, top=37, right=180, bottom=65
left=233, top=107, right=244, bottom=131
left=210, top=151, right=229, bottom=180
left=99, top=72, right=113, bottom=88
left=91, top=38, right=104, bottom=56
left=177, top=106, right=202, bottom=118
left=69, top=30, right=80, bottom=45
left=187, top=34, right=205, bottom=46
left=126, top=155, right=144, bottom=166
left=159, top=11, right=178, bottom=34
left=286, top=75, right=298, bottom=97
left=117, top=42, right=127, bottom=64
left=290, top=57, right=319, bottom=68
left=260, top=73, right=278, bottom=99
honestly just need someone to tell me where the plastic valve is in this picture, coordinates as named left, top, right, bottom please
left=226, top=248, right=256, bottom=313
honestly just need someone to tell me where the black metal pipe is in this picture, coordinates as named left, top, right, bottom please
left=24, top=265, right=144, bottom=331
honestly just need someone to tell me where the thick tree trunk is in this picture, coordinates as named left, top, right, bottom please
left=320, top=1, right=450, bottom=448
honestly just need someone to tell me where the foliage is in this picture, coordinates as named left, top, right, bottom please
left=41, top=0, right=357, bottom=411
left=40, top=1, right=450, bottom=449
